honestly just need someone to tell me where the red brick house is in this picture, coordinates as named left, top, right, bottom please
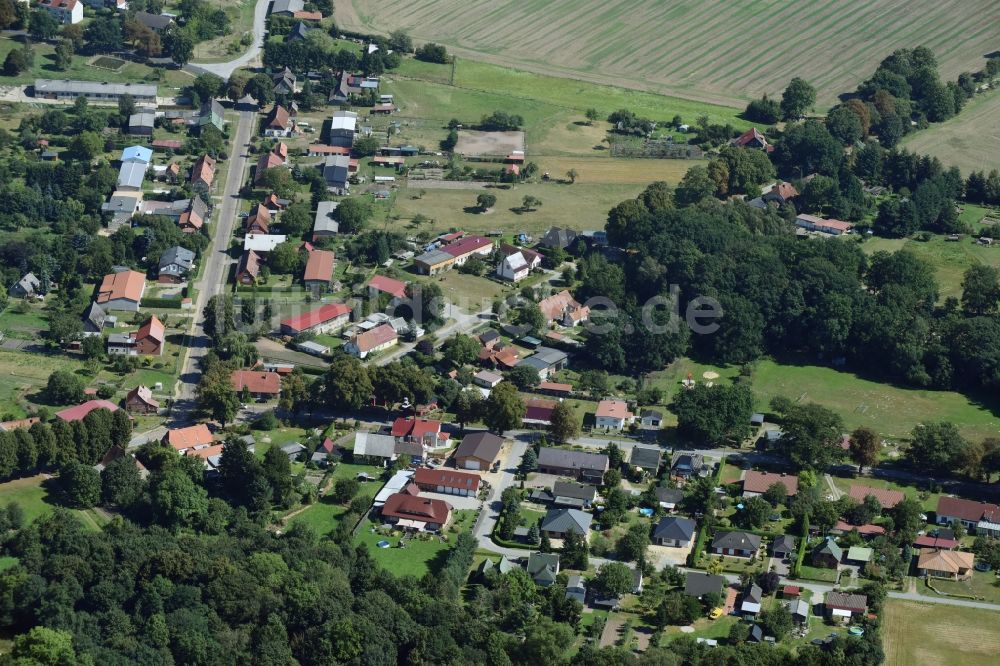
left=124, top=385, right=159, bottom=414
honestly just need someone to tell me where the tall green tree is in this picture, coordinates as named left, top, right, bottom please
left=101, top=456, right=143, bottom=507
left=770, top=397, right=846, bottom=470
left=780, top=77, right=816, bottom=119
left=483, top=381, right=524, bottom=434
left=848, top=426, right=880, bottom=473
left=60, top=460, right=100, bottom=508
left=322, top=356, right=372, bottom=410
left=547, top=401, right=579, bottom=443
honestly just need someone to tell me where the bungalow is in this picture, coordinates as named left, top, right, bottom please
left=312, top=201, right=339, bottom=240
left=537, top=447, right=609, bottom=484
left=832, top=520, right=886, bottom=539
left=812, top=537, right=843, bottom=568
left=654, top=486, right=684, bottom=511
left=595, top=399, right=634, bottom=431
left=454, top=431, right=504, bottom=470
left=321, top=155, right=351, bottom=194
left=913, top=533, right=960, bottom=550
left=9, top=272, right=40, bottom=298
left=551, top=481, right=598, bottom=508
left=527, top=552, right=560, bottom=587
left=95, top=270, right=145, bottom=312
left=640, top=409, right=663, bottom=428
left=540, top=508, right=592, bottom=538
left=279, top=302, right=350, bottom=336
left=771, top=535, right=797, bottom=560
left=849, top=484, right=904, bottom=509
left=158, top=246, right=195, bottom=283
left=56, top=399, right=119, bottom=423
left=344, top=323, right=398, bottom=359
left=124, top=385, right=159, bottom=414
left=683, top=572, right=725, bottom=599
left=413, top=249, right=456, bottom=276
left=629, top=445, right=662, bottom=475
left=190, top=154, right=216, bottom=190
left=653, top=516, right=697, bottom=547
left=516, top=346, right=568, bottom=381
left=538, top=289, right=589, bottom=326
left=711, top=531, right=762, bottom=558
left=472, top=370, right=503, bottom=389
left=412, top=467, right=481, bottom=497
left=936, top=496, right=1000, bottom=537
left=380, top=491, right=452, bottom=532
left=231, top=370, right=281, bottom=400
left=303, top=249, right=336, bottom=291
left=163, top=424, right=214, bottom=454
left=670, top=452, right=706, bottom=479
left=795, top=213, right=854, bottom=236
left=134, top=11, right=174, bottom=32
left=263, top=105, right=294, bottom=137
left=440, top=235, right=494, bottom=266
left=741, top=583, right=763, bottom=618
left=236, top=250, right=262, bottom=285
left=824, top=592, right=867, bottom=623
left=368, top=274, right=407, bottom=303
left=916, top=548, right=975, bottom=580
left=538, top=227, right=578, bottom=250
left=742, top=470, right=799, bottom=498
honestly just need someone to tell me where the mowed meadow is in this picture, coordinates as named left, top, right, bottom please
left=902, top=89, right=1000, bottom=175
left=337, top=0, right=1000, bottom=106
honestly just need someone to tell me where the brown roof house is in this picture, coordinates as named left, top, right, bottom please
left=538, top=289, right=589, bottom=327
left=824, top=592, right=867, bottom=623
left=742, top=470, right=798, bottom=498
left=345, top=323, right=398, bottom=359
left=302, top=249, right=335, bottom=292
left=190, top=154, right=216, bottom=190
left=849, top=484, right=904, bottom=509
left=936, top=496, right=1000, bottom=537
left=263, top=104, right=294, bottom=137
left=95, top=270, right=145, bottom=312
left=916, top=549, right=975, bottom=580
left=245, top=204, right=272, bottom=235
left=124, top=385, right=159, bottom=414
left=231, top=370, right=281, bottom=400
left=537, top=447, right=609, bottom=484
left=453, top=431, right=504, bottom=470
left=133, top=315, right=165, bottom=355
left=255, top=144, right=289, bottom=185
left=236, top=250, right=262, bottom=285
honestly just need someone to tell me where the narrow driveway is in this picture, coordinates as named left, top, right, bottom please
left=186, top=0, right=270, bottom=79
left=171, top=108, right=257, bottom=423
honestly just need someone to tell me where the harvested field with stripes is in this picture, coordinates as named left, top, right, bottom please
left=336, top=0, right=999, bottom=107
left=883, top=600, right=1000, bottom=666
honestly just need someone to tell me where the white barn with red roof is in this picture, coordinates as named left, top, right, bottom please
left=280, top=303, right=351, bottom=336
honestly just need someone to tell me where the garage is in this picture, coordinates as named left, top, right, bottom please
left=462, top=459, right=482, bottom=471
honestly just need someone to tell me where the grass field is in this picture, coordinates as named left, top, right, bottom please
left=0, top=349, right=87, bottom=418
left=191, top=0, right=257, bottom=63
left=883, top=600, right=1000, bottom=666
left=288, top=463, right=382, bottom=535
left=921, top=570, right=1000, bottom=604
left=337, top=0, right=999, bottom=107
left=0, top=475, right=109, bottom=532
left=902, top=89, right=1000, bottom=175
left=862, top=223, right=1000, bottom=301
left=828, top=475, right=942, bottom=512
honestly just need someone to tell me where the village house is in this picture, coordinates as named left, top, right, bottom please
left=38, top=0, right=83, bottom=24
left=302, top=249, right=335, bottom=291
left=742, top=470, right=799, bottom=498
left=124, top=385, right=159, bottom=414
left=231, top=370, right=281, bottom=400
left=82, top=302, right=113, bottom=335
left=516, top=346, right=568, bottom=381
left=762, top=181, right=799, bottom=206
left=321, top=155, right=351, bottom=194
left=916, top=548, right=975, bottom=580
left=255, top=144, right=289, bottom=185
left=163, top=424, right=214, bottom=454
left=653, top=516, right=697, bottom=547
left=538, top=227, right=578, bottom=250
left=472, top=370, right=503, bottom=389
left=812, top=537, right=844, bottom=568
left=158, top=246, right=195, bottom=283
left=345, top=323, right=398, bottom=359
left=595, top=399, right=634, bottom=431
left=117, top=159, right=146, bottom=192
left=654, top=486, right=684, bottom=511
left=133, top=11, right=174, bottom=32
left=740, top=583, right=764, bottom=619
left=272, top=67, right=296, bottom=96
left=56, top=399, right=119, bottom=423
left=279, top=303, right=350, bottom=336
left=671, top=452, right=707, bottom=479
left=312, top=201, right=339, bottom=240
left=244, top=234, right=287, bottom=253
left=453, top=431, right=504, bottom=470
left=795, top=213, right=854, bottom=236
left=190, top=154, right=216, bottom=190
left=629, top=445, right=662, bottom=475
left=711, top=531, right=762, bottom=558
left=824, top=592, right=867, bottom=623
left=236, top=250, right=262, bottom=285
left=540, top=508, right=592, bottom=539
left=530, top=481, right=599, bottom=509
left=127, top=110, right=155, bottom=137
left=107, top=315, right=164, bottom=356
left=412, top=249, right=455, bottom=276
left=538, top=289, right=589, bottom=326
left=527, top=552, right=560, bottom=586
left=9, top=272, right=41, bottom=299
left=832, top=520, right=886, bottom=539
left=263, top=105, right=294, bottom=137
left=496, top=251, right=531, bottom=282
left=731, top=127, right=771, bottom=151
left=684, top=572, right=724, bottom=599
left=368, top=274, right=407, bottom=303
left=179, top=197, right=210, bottom=233
left=771, top=535, right=797, bottom=560
left=352, top=432, right=401, bottom=465
left=412, top=468, right=481, bottom=497
left=936, top=496, right=1000, bottom=537
left=95, top=270, right=145, bottom=312
left=537, top=447, right=609, bottom=484
left=390, top=417, right=449, bottom=447
left=330, top=73, right=379, bottom=104
left=380, top=490, right=452, bottom=532
left=245, top=204, right=272, bottom=235
left=198, top=99, right=225, bottom=133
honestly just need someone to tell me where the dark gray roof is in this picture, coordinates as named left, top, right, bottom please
left=653, top=516, right=696, bottom=542
left=671, top=452, right=704, bottom=471
left=744, top=583, right=763, bottom=605
left=526, top=552, right=559, bottom=584
left=539, top=227, right=578, bottom=249
left=159, top=246, right=195, bottom=272
left=552, top=481, right=597, bottom=502
left=711, top=531, right=761, bottom=551
left=772, top=534, right=797, bottom=553
left=654, top=486, right=684, bottom=505
left=538, top=447, right=609, bottom=472
left=629, top=445, right=662, bottom=470
left=540, top=508, right=592, bottom=535
left=134, top=11, right=174, bottom=31
left=814, top=537, right=843, bottom=560
left=287, top=22, right=311, bottom=41
left=271, top=0, right=304, bottom=14
left=321, top=155, right=350, bottom=186
left=83, top=302, right=107, bottom=330
left=128, top=111, right=155, bottom=128
left=684, top=572, right=724, bottom=598
left=641, top=409, right=663, bottom=419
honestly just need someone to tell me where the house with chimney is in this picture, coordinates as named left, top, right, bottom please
left=190, top=154, right=216, bottom=190
left=95, top=270, right=145, bottom=312
left=236, top=250, right=262, bottom=285
left=538, top=289, right=589, bottom=327
left=231, top=370, right=281, bottom=400
left=345, top=323, right=397, bottom=359
left=124, top=385, right=159, bottom=414
left=263, top=104, right=294, bottom=137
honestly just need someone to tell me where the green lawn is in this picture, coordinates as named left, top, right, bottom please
left=884, top=600, right=1000, bottom=666
left=288, top=462, right=383, bottom=535
left=355, top=524, right=454, bottom=578
left=828, top=475, right=942, bottom=513
left=0, top=306, right=49, bottom=334
left=662, top=615, right=738, bottom=642
left=922, top=570, right=1000, bottom=604
left=0, top=475, right=107, bottom=532
left=0, top=349, right=89, bottom=418
left=797, top=564, right=840, bottom=583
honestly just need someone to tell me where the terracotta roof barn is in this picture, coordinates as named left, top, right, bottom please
left=231, top=370, right=281, bottom=396
left=56, top=399, right=119, bottom=422
left=742, top=470, right=799, bottom=496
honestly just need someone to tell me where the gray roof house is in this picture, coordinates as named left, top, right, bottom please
left=772, top=534, right=797, bottom=559
left=812, top=537, right=843, bottom=568
left=82, top=301, right=114, bottom=334
left=526, top=552, right=560, bottom=586
left=134, top=11, right=174, bottom=31
left=540, top=508, right=592, bottom=537
left=654, top=486, right=684, bottom=509
left=565, top=575, right=586, bottom=604
left=353, top=432, right=398, bottom=461
left=652, top=516, right=697, bottom=547
left=629, top=445, right=662, bottom=473
left=671, top=452, right=707, bottom=478
left=788, top=599, right=809, bottom=623
left=517, top=346, right=568, bottom=379
left=741, top=583, right=763, bottom=617
left=479, top=554, right=515, bottom=579
left=271, top=0, right=304, bottom=16
left=287, top=22, right=311, bottom=41
left=281, top=442, right=307, bottom=461
left=9, top=272, right=41, bottom=298
left=117, top=161, right=146, bottom=191
left=553, top=481, right=597, bottom=508
left=199, top=100, right=225, bottom=132
left=158, top=246, right=195, bottom=281
left=128, top=110, right=155, bottom=136
left=711, top=531, right=762, bottom=557
left=684, top=572, right=724, bottom=599
left=34, top=79, right=157, bottom=103
left=539, top=227, right=578, bottom=250
left=312, top=201, right=339, bottom=239
left=537, top=447, right=609, bottom=483
left=273, top=67, right=296, bottom=95
left=321, top=155, right=350, bottom=193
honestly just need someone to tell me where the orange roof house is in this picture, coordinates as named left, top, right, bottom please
left=742, top=470, right=799, bottom=497
left=245, top=204, right=272, bottom=235
left=134, top=315, right=165, bottom=355
left=95, top=270, right=145, bottom=311
left=368, top=274, right=407, bottom=299
left=231, top=370, right=281, bottom=397
left=303, top=249, right=335, bottom=288
left=916, top=549, right=975, bottom=580
left=191, top=154, right=216, bottom=189
left=163, top=424, right=214, bottom=452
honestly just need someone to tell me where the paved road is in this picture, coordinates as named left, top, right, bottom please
left=171, top=109, right=257, bottom=424
left=374, top=304, right=492, bottom=367
left=186, top=0, right=271, bottom=80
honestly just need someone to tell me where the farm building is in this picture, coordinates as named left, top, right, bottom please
left=34, top=79, right=156, bottom=103
left=936, top=496, right=1000, bottom=537
left=231, top=370, right=281, bottom=399
left=312, top=201, right=339, bottom=239
left=56, top=400, right=119, bottom=423
left=453, top=431, right=504, bottom=470
left=302, top=249, right=336, bottom=291
left=795, top=213, right=853, bottom=236
left=279, top=303, right=351, bottom=336
left=412, top=468, right=481, bottom=497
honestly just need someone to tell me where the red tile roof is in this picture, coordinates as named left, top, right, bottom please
left=231, top=370, right=281, bottom=395
left=308, top=144, right=352, bottom=155
left=538, top=289, right=583, bottom=321
left=936, top=496, right=1000, bottom=523
left=595, top=399, right=632, bottom=419
left=164, top=424, right=214, bottom=451
left=352, top=323, right=397, bottom=353
left=391, top=418, right=443, bottom=439
left=152, top=139, right=183, bottom=149
left=96, top=270, right=145, bottom=304
left=441, top=235, right=492, bottom=258
left=185, top=443, right=226, bottom=460
left=537, top=381, right=572, bottom=394
left=280, top=303, right=350, bottom=335
left=914, top=535, right=959, bottom=550
left=733, top=127, right=769, bottom=148
left=56, top=400, right=120, bottom=422
left=303, top=249, right=335, bottom=283
left=524, top=398, right=556, bottom=422
left=191, top=154, right=216, bottom=186
left=849, top=484, right=905, bottom=509
left=266, top=105, right=291, bottom=130
left=368, top=274, right=407, bottom=299
left=743, top=470, right=799, bottom=496
left=834, top=520, right=886, bottom=536
left=413, top=467, right=481, bottom=492
left=136, top=315, right=164, bottom=345
left=381, top=492, right=451, bottom=525
left=126, top=385, right=159, bottom=409
left=782, top=585, right=801, bottom=597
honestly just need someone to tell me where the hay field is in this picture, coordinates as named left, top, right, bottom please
left=337, top=0, right=999, bottom=106
left=883, top=600, right=1000, bottom=666
left=903, top=90, right=1000, bottom=175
